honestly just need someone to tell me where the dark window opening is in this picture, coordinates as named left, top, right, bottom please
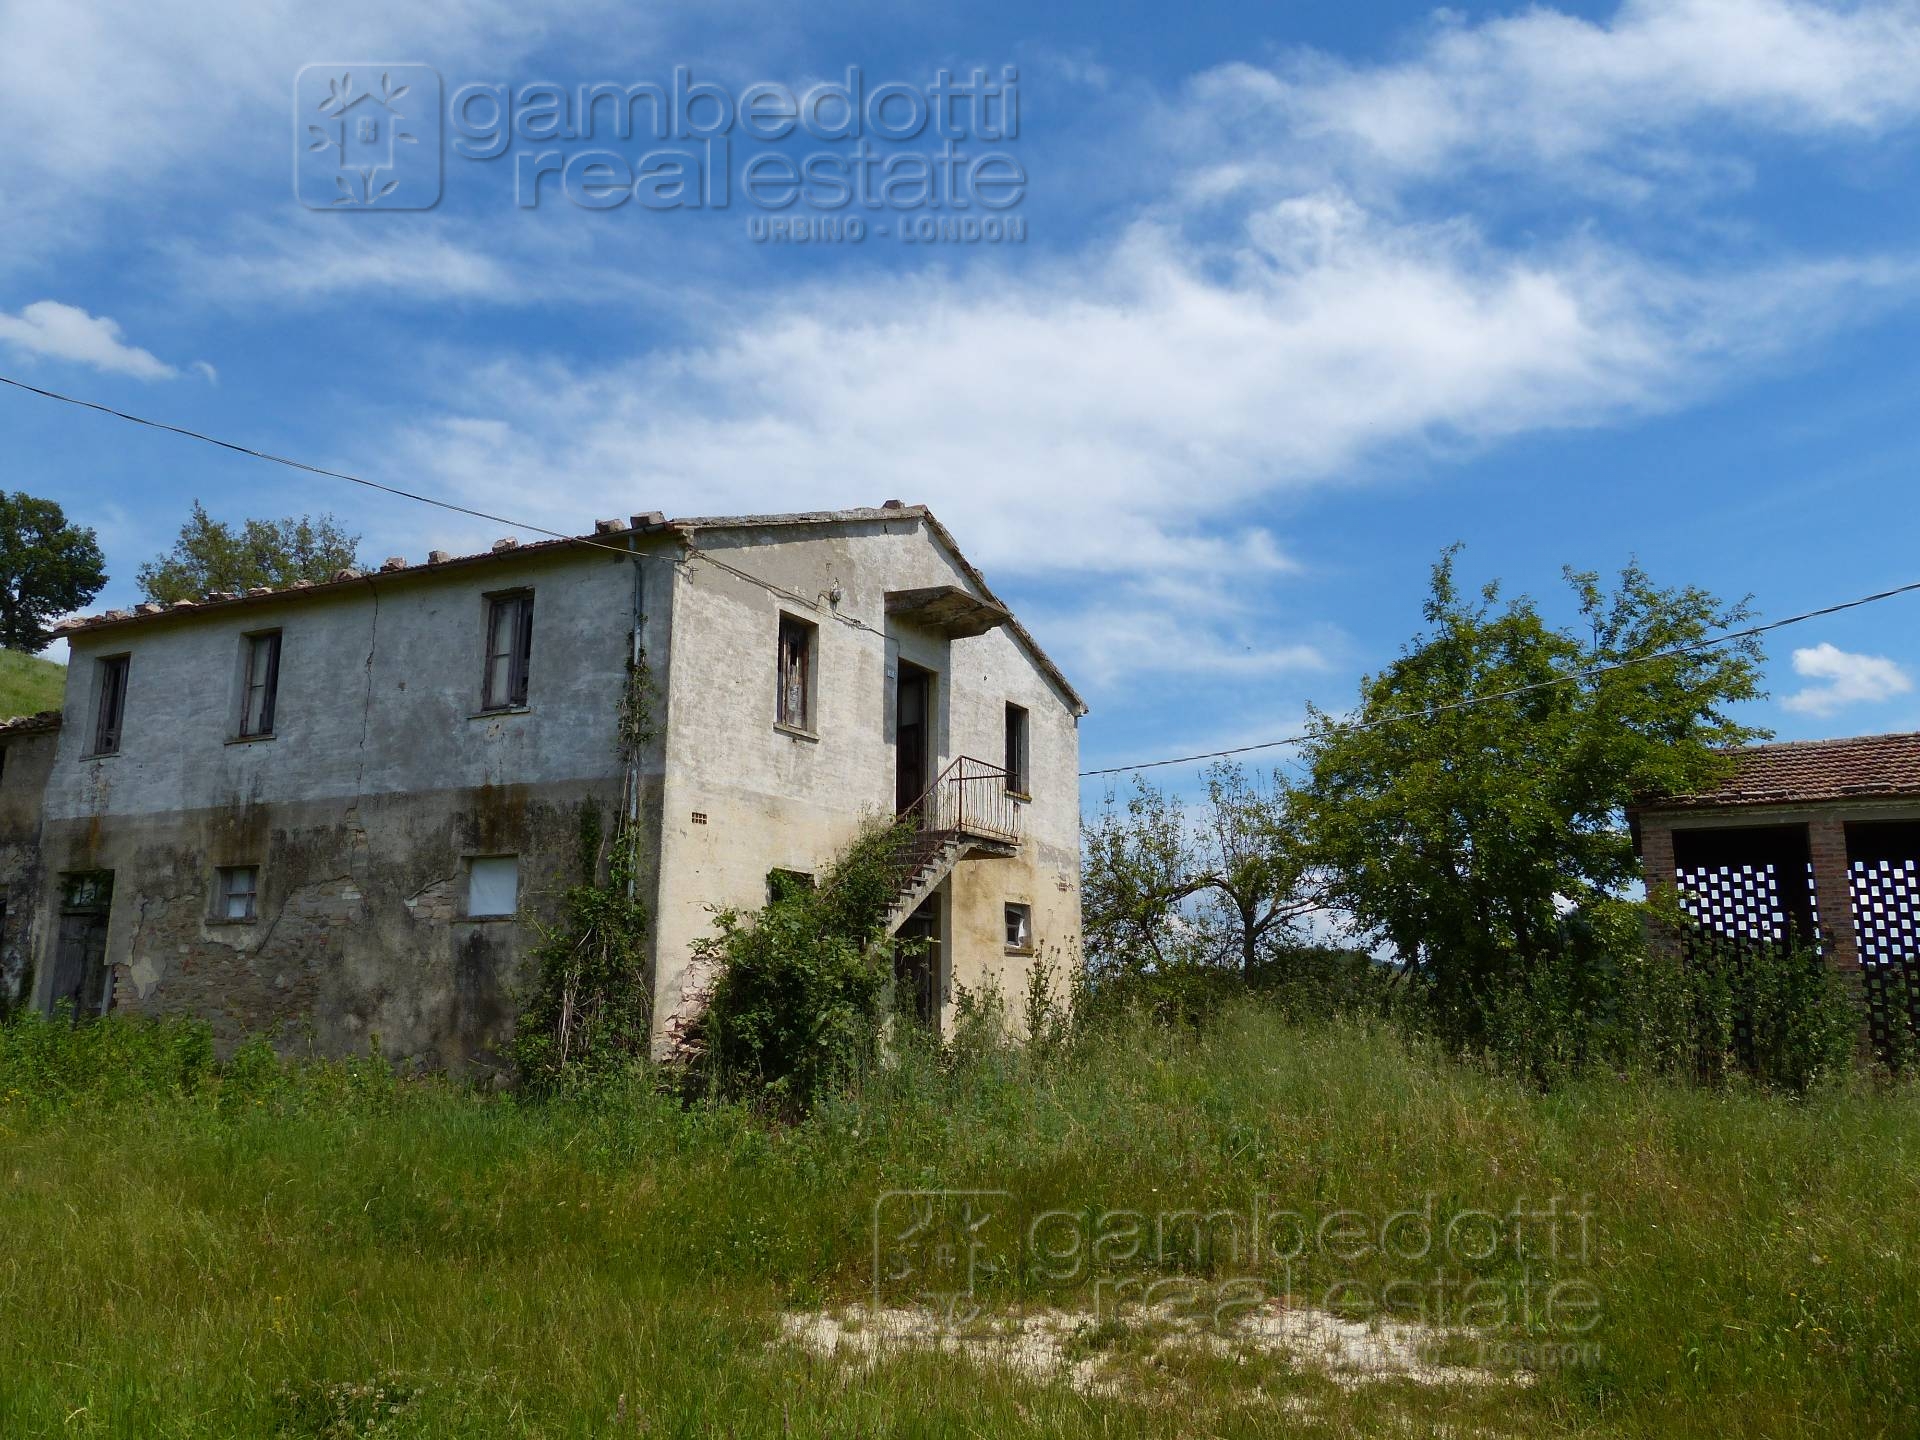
left=50, top=870, right=113, bottom=1022
left=1004, top=702, right=1029, bottom=796
left=894, top=893, right=941, bottom=1026
left=767, top=868, right=816, bottom=905
left=239, top=631, right=281, bottom=737
left=482, top=592, right=535, bottom=711
left=777, top=615, right=815, bottom=730
left=895, top=661, right=932, bottom=813
left=91, top=655, right=129, bottom=755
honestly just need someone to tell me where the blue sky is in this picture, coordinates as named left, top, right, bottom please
left=5, top=0, right=1920, bottom=800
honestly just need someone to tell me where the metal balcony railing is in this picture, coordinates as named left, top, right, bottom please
left=905, top=755, right=1022, bottom=846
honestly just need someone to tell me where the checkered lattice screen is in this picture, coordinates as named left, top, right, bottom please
left=1850, top=856, right=1920, bottom=1058
left=1675, top=861, right=1815, bottom=946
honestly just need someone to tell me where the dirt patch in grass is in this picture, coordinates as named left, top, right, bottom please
left=778, top=1300, right=1527, bottom=1400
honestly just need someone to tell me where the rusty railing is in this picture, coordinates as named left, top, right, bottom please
left=907, top=755, right=1022, bottom=846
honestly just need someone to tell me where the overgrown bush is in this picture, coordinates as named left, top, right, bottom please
left=694, top=817, right=920, bottom=1108
left=511, top=803, right=653, bottom=1094
left=1078, top=943, right=1405, bottom=1034
left=1476, top=900, right=1860, bottom=1092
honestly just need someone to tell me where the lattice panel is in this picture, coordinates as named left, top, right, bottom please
left=1676, top=861, right=1796, bottom=946
left=1850, top=856, right=1920, bottom=1058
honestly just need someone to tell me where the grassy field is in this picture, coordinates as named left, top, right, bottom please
left=0, top=648, right=64, bottom=720
left=0, top=1005, right=1914, bottom=1437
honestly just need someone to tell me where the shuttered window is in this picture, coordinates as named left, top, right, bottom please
left=92, top=656, right=129, bottom=755
left=239, top=632, right=281, bottom=737
left=777, top=615, right=815, bottom=730
left=482, top=592, right=534, bottom=711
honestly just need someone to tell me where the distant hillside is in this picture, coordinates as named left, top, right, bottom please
left=0, top=649, right=65, bottom=721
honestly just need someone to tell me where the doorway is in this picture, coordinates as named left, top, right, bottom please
left=895, top=661, right=934, bottom=813
left=48, top=871, right=113, bottom=1021
left=894, top=892, right=942, bottom=1027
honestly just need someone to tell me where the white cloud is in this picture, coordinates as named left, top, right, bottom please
left=370, top=187, right=1919, bottom=683
left=0, top=300, right=178, bottom=379
left=165, top=218, right=689, bottom=309
left=1782, top=641, right=1914, bottom=715
left=1196, top=0, right=1920, bottom=190
left=176, top=226, right=521, bottom=304
left=0, top=0, right=815, bottom=273
left=391, top=194, right=1913, bottom=577
left=1038, top=602, right=1331, bottom=691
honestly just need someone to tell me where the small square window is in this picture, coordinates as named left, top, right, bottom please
left=776, top=614, right=816, bottom=731
left=468, top=855, right=519, bottom=918
left=215, top=866, right=258, bottom=922
left=1004, top=902, right=1032, bottom=952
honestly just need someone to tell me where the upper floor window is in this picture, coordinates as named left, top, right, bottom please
left=239, top=631, right=281, bottom=738
left=1004, top=703, right=1029, bottom=796
left=91, top=655, right=129, bottom=756
left=777, top=614, right=816, bottom=731
left=482, top=591, right=534, bottom=711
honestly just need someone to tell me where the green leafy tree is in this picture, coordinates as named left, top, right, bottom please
left=1294, top=547, right=1764, bottom=1048
left=136, top=501, right=360, bottom=603
left=1082, top=763, right=1326, bottom=980
left=0, top=492, right=107, bottom=653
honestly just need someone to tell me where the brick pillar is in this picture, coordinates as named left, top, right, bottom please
left=1639, top=817, right=1680, bottom=955
left=1806, top=817, right=1859, bottom=972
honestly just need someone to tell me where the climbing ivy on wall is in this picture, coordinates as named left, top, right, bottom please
left=510, top=643, right=659, bottom=1092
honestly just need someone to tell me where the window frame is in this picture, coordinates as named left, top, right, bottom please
left=466, top=854, right=521, bottom=920
left=775, top=612, right=818, bottom=734
left=480, top=591, right=535, bottom=713
left=1004, top=702, right=1030, bottom=798
left=212, top=865, right=260, bottom=924
left=1004, top=901, right=1033, bottom=954
left=89, top=654, right=130, bottom=757
left=237, top=630, right=283, bottom=739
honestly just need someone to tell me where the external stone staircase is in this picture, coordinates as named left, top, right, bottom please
left=881, top=824, right=1015, bottom=939
left=658, top=756, right=1022, bottom=1060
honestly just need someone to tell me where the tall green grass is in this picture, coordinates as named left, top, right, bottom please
left=0, top=647, right=62, bottom=721
left=0, top=1006, right=1913, bottom=1437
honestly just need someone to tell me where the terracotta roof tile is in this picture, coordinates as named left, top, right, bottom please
left=0, top=710, right=62, bottom=737
left=1645, top=731, right=1920, bottom=810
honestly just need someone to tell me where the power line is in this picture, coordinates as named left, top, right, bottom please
left=0, top=373, right=883, bottom=637
left=1078, top=577, right=1920, bottom=778
left=7, top=373, right=1917, bottom=782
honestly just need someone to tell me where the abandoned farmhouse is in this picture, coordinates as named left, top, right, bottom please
left=0, top=506, right=1087, bottom=1070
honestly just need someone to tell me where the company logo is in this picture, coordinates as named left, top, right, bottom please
left=292, top=65, right=1024, bottom=241
left=294, top=64, right=443, bottom=209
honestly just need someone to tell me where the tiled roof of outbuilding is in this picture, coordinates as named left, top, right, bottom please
left=0, top=710, right=61, bottom=737
left=1639, top=731, right=1920, bottom=810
